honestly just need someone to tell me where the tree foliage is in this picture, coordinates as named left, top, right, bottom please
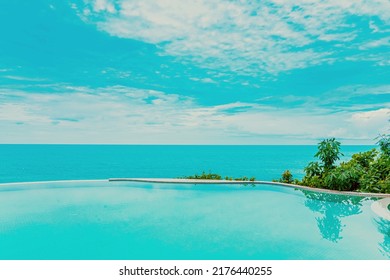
left=314, top=138, right=343, bottom=171
left=278, top=137, right=390, bottom=194
left=376, top=134, right=390, bottom=157
left=181, top=171, right=256, bottom=182
left=279, top=170, right=293, bottom=184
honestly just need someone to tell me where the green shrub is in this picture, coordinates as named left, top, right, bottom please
left=182, top=171, right=222, bottom=180
left=279, top=137, right=390, bottom=193
left=304, top=161, right=323, bottom=177
left=376, top=134, right=390, bottom=156
left=359, top=153, right=390, bottom=193
left=279, top=170, right=293, bottom=184
left=301, top=175, right=324, bottom=188
left=350, top=149, right=377, bottom=170
left=182, top=172, right=255, bottom=182
left=323, top=163, right=362, bottom=191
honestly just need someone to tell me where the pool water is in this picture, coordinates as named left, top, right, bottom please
left=0, top=180, right=389, bottom=260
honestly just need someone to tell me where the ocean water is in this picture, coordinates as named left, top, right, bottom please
left=0, top=145, right=376, bottom=183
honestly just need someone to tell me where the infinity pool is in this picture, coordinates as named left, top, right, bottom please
left=0, top=180, right=389, bottom=259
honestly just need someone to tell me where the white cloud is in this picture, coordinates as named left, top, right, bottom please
left=92, top=0, right=116, bottom=13
left=2, top=75, right=46, bottom=82
left=76, top=0, right=390, bottom=76
left=0, top=103, right=49, bottom=123
left=359, top=37, right=390, bottom=50
left=1, top=85, right=388, bottom=144
left=189, top=77, right=217, bottom=84
left=357, top=85, right=390, bottom=95
left=330, top=84, right=390, bottom=97
left=350, top=108, right=390, bottom=122
left=349, top=108, right=390, bottom=137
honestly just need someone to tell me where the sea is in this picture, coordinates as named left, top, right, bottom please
left=0, top=145, right=376, bottom=183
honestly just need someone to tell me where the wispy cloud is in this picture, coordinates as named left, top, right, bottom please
left=2, top=75, right=46, bottom=82
left=1, top=84, right=388, bottom=144
left=74, top=0, right=390, bottom=76
left=336, top=84, right=390, bottom=96
left=316, top=84, right=390, bottom=109
left=359, top=36, right=390, bottom=50
left=189, top=77, right=217, bottom=84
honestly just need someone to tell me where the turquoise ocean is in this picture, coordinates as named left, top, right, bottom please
left=0, top=145, right=375, bottom=183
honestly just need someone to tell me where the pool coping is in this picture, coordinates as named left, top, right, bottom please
left=1, top=178, right=388, bottom=198
left=109, top=178, right=390, bottom=198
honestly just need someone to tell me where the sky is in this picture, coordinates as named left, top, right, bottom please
left=0, top=0, right=389, bottom=144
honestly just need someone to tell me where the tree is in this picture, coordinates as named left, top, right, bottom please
left=376, top=134, right=390, bottom=157
left=315, top=138, right=343, bottom=172
left=304, top=161, right=322, bottom=177
left=276, top=136, right=390, bottom=193
left=280, top=170, right=293, bottom=183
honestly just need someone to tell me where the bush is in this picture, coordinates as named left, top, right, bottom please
left=182, top=172, right=255, bottom=182
left=304, top=161, right=323, bottom=177
left=376, top=134, right=390, bottom=156
left=301, top=175, right=324, bottom=188
left=359, top=153, right=390, bottom=193
left=279, top=170, right=293, bottom=184
left=323, top=163, right=362, bottom=191
left=350, top=149, right=377, bottom=170
left=182, top=171, right=222, bottom=180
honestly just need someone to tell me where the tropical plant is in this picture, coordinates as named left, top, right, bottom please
left=315, top=138, right=343, bottom=172
left=181, top=172, right=255, bottom=182
left=277, top=136, right=390, bottom=193
left=359, top=153, right=390, bottom=193
left=181, top=171, right=222, bottom=180
left=376, top=134, right=390, bottom=157
left=323, top=162, right=362, bottom=191
left=300, top=175, right=322, bottom=188
left=304, top=161, right=323, bottom=177
left=350, top=149, right=377, bottom=170
left=279, top=170, right=293, bottom=184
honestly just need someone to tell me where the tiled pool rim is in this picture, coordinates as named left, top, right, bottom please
left=109, top=178, right=390, bottom=198
left=1, top=178, right=389, bottom=198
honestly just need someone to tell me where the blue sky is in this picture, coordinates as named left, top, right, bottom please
left=0, top=0, right=389, bottom=144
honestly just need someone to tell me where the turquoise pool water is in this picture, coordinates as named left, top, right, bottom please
left=0, top=180, right=388, bottom=260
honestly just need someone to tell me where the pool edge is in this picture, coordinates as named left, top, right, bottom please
left=109, top=178, right=390, bottom=198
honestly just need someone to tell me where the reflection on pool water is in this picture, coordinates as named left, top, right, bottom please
left=0, top=180, right=389, bottom=260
